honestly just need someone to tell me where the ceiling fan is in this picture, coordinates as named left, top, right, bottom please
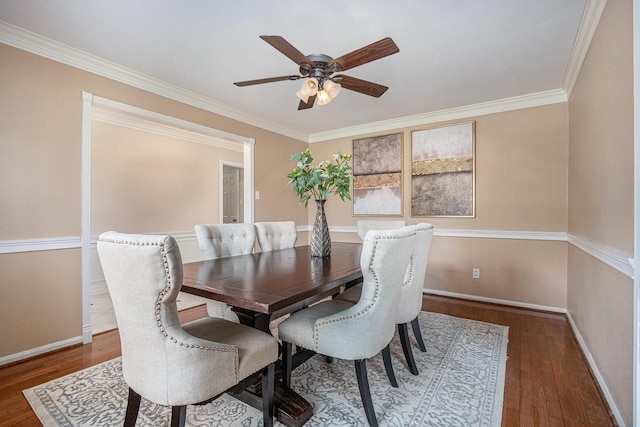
left=234, top=36, right=399, bottom=110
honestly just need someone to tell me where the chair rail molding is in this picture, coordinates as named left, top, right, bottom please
left=0, top=236, right=81, bottom=254
left=3, top=229, right=632, bottom=281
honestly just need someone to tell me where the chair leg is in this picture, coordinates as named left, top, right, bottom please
left=381, top=344, right=398, bottom=387
left=411, top=316, right=427, bottom=352
left=262, top=363, right=275, bottom=427
left=398, top=323, right=419, bottom=375
left=282, top=341, right=293, bottom=388
left=355, top=360, right=378, bottom=427
left=170, top=405, right=186, bottom=427
left=325, top=356, right=334, bottom=364
left=124, top=387, right=141, bottom=427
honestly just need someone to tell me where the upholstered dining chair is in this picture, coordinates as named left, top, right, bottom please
left=356, top=219, right=407, bottom=241
left=278, top=227, right=416, bottom=427
left=97, top=232, right=277, bottom=427
left=194, top=223, right=257, bottom=322
left=255, top=221, right=297, bottom=251
left=337, top=223, right=434, bottom=376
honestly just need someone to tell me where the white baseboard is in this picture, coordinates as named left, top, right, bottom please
left=423, top=289, right=567, bottom=313
left=566, top=312, right=625, bottom=427
left=0, top=336, right=83, bottom=367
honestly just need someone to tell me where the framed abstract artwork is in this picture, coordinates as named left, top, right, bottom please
left=352, top=133, right=403, bottom=216
left=411, top=121, right=475, bottom=217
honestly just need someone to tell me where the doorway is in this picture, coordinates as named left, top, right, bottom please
left=222, top=163, right=244, bottom=223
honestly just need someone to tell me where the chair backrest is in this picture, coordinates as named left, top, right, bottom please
left=194, top=223, right=256, bottom=259
left=255, top=221, right=297, bottom=251
left=315, top=227, right=416, bottom=359
left=397, top=223, right=434, bottom=324
left=356, top=219, right=407, bottom=240
left=97, top=231, right=239, bottom=405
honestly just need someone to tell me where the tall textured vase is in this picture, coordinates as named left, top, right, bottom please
left=310, top=199, right=331, bottom=257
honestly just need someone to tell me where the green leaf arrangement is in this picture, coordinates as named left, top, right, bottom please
left=286, top=148, right=353, bottom=207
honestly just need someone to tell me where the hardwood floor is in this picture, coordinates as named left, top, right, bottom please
left=0, top=295, right=616, bottom=426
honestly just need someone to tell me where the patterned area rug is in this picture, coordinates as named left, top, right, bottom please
left=24, top=312, right=508, bottom=426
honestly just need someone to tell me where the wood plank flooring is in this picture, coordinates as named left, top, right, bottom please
left=0, top=295, right=616, bottom=426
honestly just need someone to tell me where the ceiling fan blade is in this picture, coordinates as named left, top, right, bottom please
left=260, top=35, right=312, bottom=68
left=298, top=94, right=316, bottom=110
left=328, top=37, right=399, bottom=72
left=337, top=75, right=389, bottom=97
left=234, top=75, right=300, bottom=87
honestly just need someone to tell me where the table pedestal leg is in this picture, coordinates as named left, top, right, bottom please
left=231, top=309, right=314, bottom=427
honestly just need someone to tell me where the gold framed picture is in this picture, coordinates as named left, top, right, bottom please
left=411, top=121, right=475, bottom=217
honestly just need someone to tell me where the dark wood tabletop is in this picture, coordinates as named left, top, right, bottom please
left=181, top=242, right=363, bottom=316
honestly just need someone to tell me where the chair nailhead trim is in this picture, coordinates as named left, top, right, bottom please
left=98, top=236, right=238, bottom=361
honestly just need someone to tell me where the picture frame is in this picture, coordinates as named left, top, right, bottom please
left=352, top=133, right=403, bottom=216
left=411, top=121, right=475, bottom=217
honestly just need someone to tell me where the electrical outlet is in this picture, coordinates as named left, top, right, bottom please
left=472, top=268, right=480, bottom=279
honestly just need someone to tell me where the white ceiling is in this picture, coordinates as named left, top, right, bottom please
left=0, top=0, right=588, bottom=139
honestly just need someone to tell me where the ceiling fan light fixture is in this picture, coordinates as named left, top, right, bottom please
left=295, top=88, right=310, bottom=102
left=301, top=77, right=318, bottom=96
left=324, top=79, right=341, bottom=99
left=316, top=90, right=332, bottom=105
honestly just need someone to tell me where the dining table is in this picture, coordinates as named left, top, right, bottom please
left=181, top=242, right=363, bottom=427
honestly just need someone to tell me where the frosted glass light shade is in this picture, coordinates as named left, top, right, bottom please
left=296, top=89, right=309, bottom=102
left=316, top=90, right=332, bottom=105
left=302, top=78, right=318, bottom=96
left=324, top=80, right=341, bottom=98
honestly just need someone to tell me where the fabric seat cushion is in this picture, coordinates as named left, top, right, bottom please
left=184, top=317, right=278, bottom=380
left=278, top=300, right=354, bottom=353
left=335, top=284, right=361, bottom=304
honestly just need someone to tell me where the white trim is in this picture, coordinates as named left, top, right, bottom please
left=434, top=228, right=567, bottom=241
left=424, top=289, right=567, bottom=313
left=309, top=89, right=568, bottom=143
left=563, top=0, right=609, bottom=97
left=81, top=91, right=93, bottom=344
left=566, top=311, right=625, bottom=426
left=0, top=336, right=83, bottom=367
left=0, top=236, right=81, bottom=254
left=568, top=234, right=635, bottom=279
left=634, top=0, right=640, bottom=420
left=244, top=139, right=255, bottom=224
left=92, top=108, right=242, bottom=152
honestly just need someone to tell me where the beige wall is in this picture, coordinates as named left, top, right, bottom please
left=91, top=121, right=244, bottom=234
left=567, top=0, right=634, bottom=425
left=0, top=43, right=306, bottom=359
left=311, top=104, right=569, bottom=308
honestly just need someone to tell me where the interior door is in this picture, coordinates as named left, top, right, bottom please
left=223, top=166, right=242, bottom=223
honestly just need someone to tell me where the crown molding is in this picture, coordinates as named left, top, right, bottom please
left=2, top=18, right=581, bottom=144
left=563, top=0, right=608, bottom=97
left=0, top=20, right=308, bottom=142
left=308, top=89, right=568, bottom=143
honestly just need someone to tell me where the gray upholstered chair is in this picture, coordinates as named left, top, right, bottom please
left=278, top=227, right=416, bottom=427
left=194, top=223, right=257, bottom=322
left=337, top=223, right=434, bottom=376
left=356, top=219, right=407, bottom=241
left=97, top=232, right=277, bottom=427
left=255, top=221, right=297, bottom=251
